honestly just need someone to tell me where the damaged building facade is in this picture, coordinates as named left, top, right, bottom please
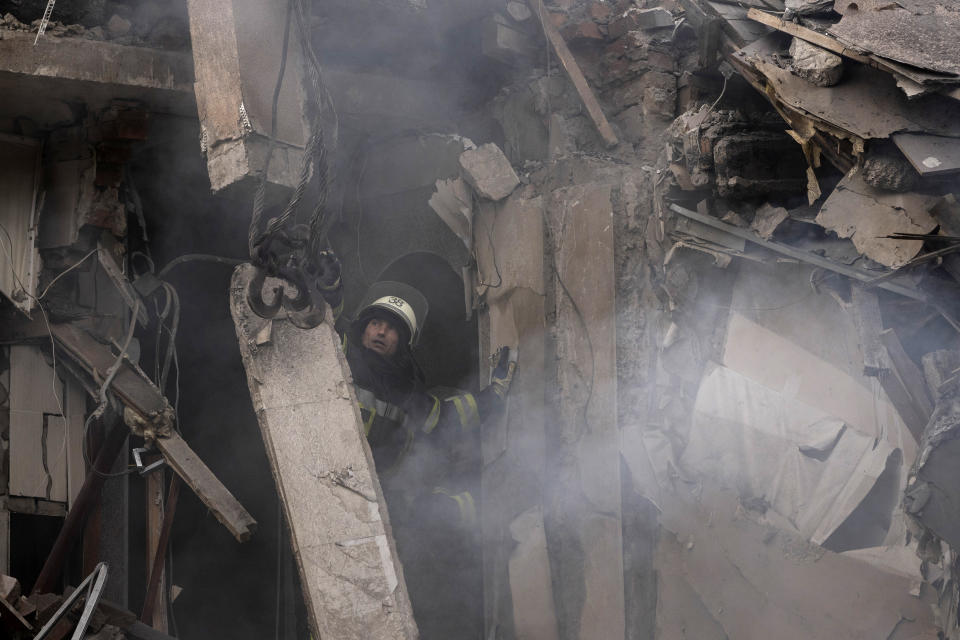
left=0, top=0, right=959, bottom=638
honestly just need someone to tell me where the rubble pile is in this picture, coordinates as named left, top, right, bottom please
left=646, top=0, right=960, bottom=636
left=0, top=0, right=189, bottom=49
left=4, top=0, right=960, bottom=637
left=0, top=570, right=168, bottom=640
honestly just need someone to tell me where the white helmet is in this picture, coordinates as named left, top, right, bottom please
left=354, top=281, right=429, bottom=346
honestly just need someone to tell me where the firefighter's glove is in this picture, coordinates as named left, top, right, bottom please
left=490, top=346, right=518, bottom=400
left=314, top=250, right=341, bottom=292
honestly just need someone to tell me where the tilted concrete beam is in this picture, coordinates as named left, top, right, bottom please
left=0, top=30, right=195, bottom=127
left=230, top=264, right=419, bottom=640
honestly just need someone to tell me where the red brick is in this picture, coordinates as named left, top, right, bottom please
left=646, top=49, right=675, bottom=72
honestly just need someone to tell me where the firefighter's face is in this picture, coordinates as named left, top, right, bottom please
left=362, top=317, right=400, bottom=357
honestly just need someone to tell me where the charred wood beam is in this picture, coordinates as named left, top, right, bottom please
left=1, top=317, right=257, bottom=543
left=746, top=9, right=871, bottom=64
left=153, top=433, right=255, bottom=542
left=527, top=0, right=619, bottom=148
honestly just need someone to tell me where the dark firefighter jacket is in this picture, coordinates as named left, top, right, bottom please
left=321, top=278, right=499, bottom=527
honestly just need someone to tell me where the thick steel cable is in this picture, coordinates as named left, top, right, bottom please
left=249, top=0, right=295, bottom=258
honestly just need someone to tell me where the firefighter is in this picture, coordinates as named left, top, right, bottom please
left=315, top=252, right=516, bottom=459
left=315, top=251, right=515, bottom=638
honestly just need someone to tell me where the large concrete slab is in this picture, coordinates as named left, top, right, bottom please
left=186, top=0, right=308, bottom=193
left=0, top=29, right=195, bottom=127
left=230, top=264, right=418, bottom=640
left=548, top=182, right=625, bottom=640
left=475, top=191, right=558, bottom=640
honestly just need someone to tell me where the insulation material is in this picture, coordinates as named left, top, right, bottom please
left=677, top=262, right=920, bottom=553
left=656, top=488, right=940, bottom=640
left=721, top=263, right=915, bottom=460
left=428, top=177, right=474, bottom=250
left=0, top=134, right=40, bottom=312
left=682, top=364, right=896, bottom=545
left=507, top=508, right=560, bottom=640
left=7, top=345, right=86, bottom=504
left=816, top=167, right=938, bottom=269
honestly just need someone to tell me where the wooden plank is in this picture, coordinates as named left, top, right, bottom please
left=528, top=0, right=619, bottom=148
left=22, top=321, right=256, bottom=544
left=153, top=433, right=256, bottom=543
left=9, top=345, right=62, bottom=415
left=230, top=263, right=418, bottom=640
left=6, top=496, right=67, bottom=517
left=48, top=324, right=167, bottom=417
left=0, top=593, right=33, bottom=633
left=669, top=204, right=927, bottom=301
left=143, top=466, right=169, bottom=631
left=746, top=9, right=872, bottom=63
left=141, top=476, right=179, bottom=627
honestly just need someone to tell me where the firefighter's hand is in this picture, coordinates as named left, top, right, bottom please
left=314, top=250, right=341, bottom=291
left=490, top=346, right=518, bottom=400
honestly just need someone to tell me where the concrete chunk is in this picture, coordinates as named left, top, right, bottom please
left=459, top=143, right=520, bottom=201
left=482, top=16, right=534, bottom=64
left=750, top=203, right=789, bottom=239
left=106, top=14, right=132, bottom=38
left=506, top=1, right=532, bottom=22
left=609, top=7, right=674, bottom=38
left=634, top=7, right=675, bottom=29
left=789, top=38, right=844, bottom=87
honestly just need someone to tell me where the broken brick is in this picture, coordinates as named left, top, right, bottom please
left=642, top=71, right=677, bottom=120
left=561, top=19, right=604, bottom=42
left=614, top=105, right=645, bottom=143
left=95, top=163, right=123, bottom=188
left=646, top=49, right=675, bottom=73
left=589, top=2, right=613, bottom=23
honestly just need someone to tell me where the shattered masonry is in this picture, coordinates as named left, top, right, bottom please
left=0, top=0, right=959, bottom=638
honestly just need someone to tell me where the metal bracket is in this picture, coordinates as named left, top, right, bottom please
left=132, top=447, right=166, bottom=476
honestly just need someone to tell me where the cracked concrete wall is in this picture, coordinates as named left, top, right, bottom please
left=474, top=151, right=664, bottom=639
